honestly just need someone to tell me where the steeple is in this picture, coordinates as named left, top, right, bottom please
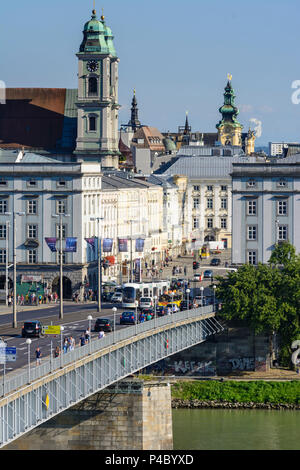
left=128, top=89, right=141, bottom=132
left=216, top=76, right=243, bottom=147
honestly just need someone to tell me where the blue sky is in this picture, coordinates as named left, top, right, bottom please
left=1, top=0, right=300, bottom=145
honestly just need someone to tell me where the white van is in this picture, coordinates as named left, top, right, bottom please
left=139, top=297, right=153, bottom=309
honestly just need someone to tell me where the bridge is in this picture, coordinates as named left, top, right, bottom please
left=0, top=306, right=223, bottom=449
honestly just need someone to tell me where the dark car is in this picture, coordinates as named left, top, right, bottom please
left=157, top=306, right=167, bottom=317
left=120, top=311, right=136, bottom=325
left=203, top=270, right=213, bottom=279
left=210, top=258, right=221, bottom=266
left=180, top=300, right=193, bottom=311
left=21, top=321, right=43, bottom=338
left=94, top=318, right=114, bottom=332
left=101, top=292, right=114, bottom=302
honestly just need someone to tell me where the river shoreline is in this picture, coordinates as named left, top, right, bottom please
left=172, top=398, right=300, bottom=410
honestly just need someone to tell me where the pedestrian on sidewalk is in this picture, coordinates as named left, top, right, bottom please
left=54, top=346, right=60, bottom=358
left=80, top=334, right=86, bottom=346
left=35, top=347, right=42, bottom=365
left=98, top=330, right=105, bottom=339
left=63, top=338, right=69, bottom=354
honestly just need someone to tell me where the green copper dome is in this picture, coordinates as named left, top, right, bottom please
left=216, top=80, right=242, bottom=130
left=79, top=10, right=111, bottom=55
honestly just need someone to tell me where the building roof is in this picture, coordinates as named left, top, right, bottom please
left=101, top=173, right=159, bottom=190
left=0, top=88, right=77, bottom=152
left=131, top=126, right=165, bottom=152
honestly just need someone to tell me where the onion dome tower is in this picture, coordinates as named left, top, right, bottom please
left=74, top=8, right=121, bottom=169
left=216, top=76, right=243, bottom=147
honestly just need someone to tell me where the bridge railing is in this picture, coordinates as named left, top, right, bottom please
left=0, top=305, right=217, bottom=398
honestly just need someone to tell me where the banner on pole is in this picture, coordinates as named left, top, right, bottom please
left=85, top=238, right=96, bottom=250
left=135, top=238, right=145, bottom=252
left=63, top=238, right=77, bottom=253
left=45, top=238, right=57, bottom=252
left=118, top=238, right=128, bottom=253
left=103, top=238, right=113, bottom=253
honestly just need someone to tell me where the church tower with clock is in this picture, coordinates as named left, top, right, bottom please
left=74, top=9, right=120, bottom=169
left=216, top=77, right=244, bottom=147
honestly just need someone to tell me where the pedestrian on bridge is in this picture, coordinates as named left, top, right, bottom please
left=35, top=347, right=42, bottom=365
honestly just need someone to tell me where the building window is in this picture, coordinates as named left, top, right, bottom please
left=221, top=218, right=227, bottom=229
left=0, top=199, right=8, bottom=214
left=27, top=179, right=37, bottom=187
left=207, top=198, right=213, bottom=209
left=28, top=224, right=38, bottom=239
left=221, top=185, right=227, bottom=192
left=207, top=185, right=213, bottom=192
left=277, top=179, right=287, bottom=188
left=277, top=200, right=288, bottom=216
left=278, top=225, right=288, bottom=241
left=193, top=198, right=200, bottom=209
left=28, top=249, right=37, bottom=264
left=57, top=180, right=66, bottom=187
left=89, top=116, right=97, bottom=131
left=193, top=218, right=199, bottom=229
left=0, top=249, right=6, bottom=264
left=193, top=185, right=200, bottom=191
left=56, top=199, right=67, bottom=215
left=0, top=178, right=7, bottom=186
left=207, top=218, right=213, bottom=229
left=247, top=251, right=257, bottom=265
left=221, top=198, right=227, bottom=210
left=247, top=200, right=257, bottom=216
left=0, top=224, right=7, bottom=239
left=88, top=76, right=98, bottom=96
left=247, top=226, right=257, bottom=240
left=27, top=199, right=37, bottom=215
left=56, top=224, right=67, bottom=239
left=56, top=252, right=67, bottom=264
left=247, top=179, right=256, bottom=188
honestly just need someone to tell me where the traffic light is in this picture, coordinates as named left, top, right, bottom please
left=193, top=261, right=199, bottom=270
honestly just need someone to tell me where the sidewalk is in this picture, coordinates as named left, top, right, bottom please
left=0, top=300, right=85, bottom=316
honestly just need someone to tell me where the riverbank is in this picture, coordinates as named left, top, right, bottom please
left=171, top=380, right=300, bottom=410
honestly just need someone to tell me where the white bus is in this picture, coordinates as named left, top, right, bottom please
left=122, top=281, right=170, bottom=309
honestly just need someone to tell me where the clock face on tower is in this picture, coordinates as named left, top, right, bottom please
left=87, top=60, right=98, bottom=73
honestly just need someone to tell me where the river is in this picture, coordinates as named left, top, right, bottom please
left=172, top=409, right=300, bottom=450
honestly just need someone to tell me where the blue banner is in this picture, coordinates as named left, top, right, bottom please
left=135, top=238, right=145, bottom=252
left=103, top=238, right=113, bottom=253
left=85, top=238, right=96, bottom=250
left=118, top=239, right=128, bottom=253
left=45, top=238, right=57, bottom=252
left=64, top=237, right=77, bottom=253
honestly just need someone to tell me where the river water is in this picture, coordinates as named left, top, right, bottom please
left=172, top=409, right=300, bottom=450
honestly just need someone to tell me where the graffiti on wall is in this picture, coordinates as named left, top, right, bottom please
left=173, top=360, right=216, bottom=376
left=229, top=356, right=266, bottom=371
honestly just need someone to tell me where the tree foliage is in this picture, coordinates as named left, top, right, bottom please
left=216, top=243, right=300, bottom=363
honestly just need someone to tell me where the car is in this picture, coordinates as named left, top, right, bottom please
left=111, top=292, right=123, bottom=303
left=210, top=258, right=221, bottom=266
left=120, top=311, right=136, bottom=325
left=180, top=300, right=193, bottom=311
left=203, top=270, right=213, bottom=279
left=141, top=308, right=154, bottom=320
left=157, top=306, right=167, bottom=317
left=195, top=296, right=208, bottom=306
left=21, top=320, right=43, bottom=338
left=94, top=318, right=114, bottom=332
left=101, top=292, right=114, bottom=302
left=193, top=273, right=203, bottom=281
left=139, top=297, right=153, bottom=309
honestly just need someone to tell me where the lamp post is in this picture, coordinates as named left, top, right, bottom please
left=90, top=217, right=104, bottom=313
left=171, top=291, right=175, bottom=320
left=135, top=300, right=139, bottom=335
left=213, top=285, right=216, bottom=309
left=200, top=286, right=204, bottom=307
left=52, top=213, right=70, bottom=320
left=87, top=315, right=93, bottom=353
left=186, top=289, right=190, bottom=310
left=26, top=338, right=31, bottom=383
left=60, top=326, right=64, bottom=368
left=5, top=211, right=25, bottom=328
left=112, top=307, right=117, bottom=343
left=153, top=295, right=158, bottom=327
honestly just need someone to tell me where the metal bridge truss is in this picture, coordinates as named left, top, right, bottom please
left=0, top=307, right=223, bottom=448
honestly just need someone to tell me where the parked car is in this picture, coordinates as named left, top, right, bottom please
left=203, top=270, right=213, bottom=279
left=101, top=292, right=114, bottom=302
left=139, top=297, right=153, bottom=309
left=21, top=320, right=43, bottom=338
left=193, top=272, right=203, bottom=281
left=120, top=311, right=136, bottom=325
left=210, top=258, right=221, bottom=266
left=111, top=292, right=123, bottom=303
left=94, top=318, right=114, bottom=332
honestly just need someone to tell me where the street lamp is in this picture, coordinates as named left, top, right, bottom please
left=87, top=315, right=93, bottom=353
left=153, top=295, right=158, bottom=327
left=112, top=307, right=117, bottom=343
left=213, top=285, right=216, bottom=309
left=5, top=211, right=25, bottom=328
left=171, top=292, right=175, bottom=319
left=60, top=326, right=64, bottom=368
left=90, top=217, right=104, bottom=313
left=200, top=286, right=204, bottom=307
left=186, top=289, right=190, bottom=310
left=26, top=338, right=31, bottom=383
left=135, top=300, right=139, bottom=335
left=52, top=213, right=70, bottom=320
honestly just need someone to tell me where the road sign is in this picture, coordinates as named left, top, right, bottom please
left=0, top=346, right=17, bottom=363
left=42, top=325, right=61, bottom=336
